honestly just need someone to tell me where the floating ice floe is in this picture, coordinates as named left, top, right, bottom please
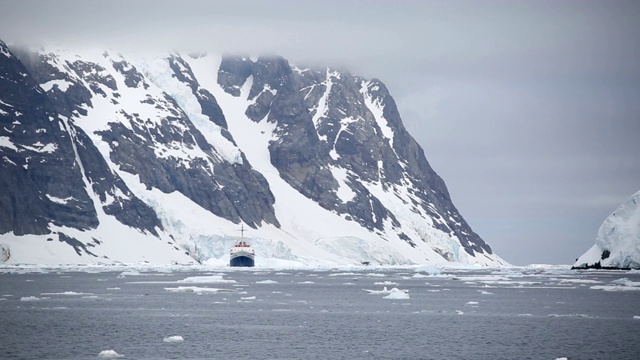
left=363, top=286, right=394, bottom=295
left=98, top=349, right=124, bottom=358
left=328, top=272, right=359, bottom=277
left=374, top=281, right=398, bottom=285
left=453, top=275, right=512, bottom=282
left=590, top=285, right=640, bottom=292
left=413, top=265, right=442, bottom=275
left=256, top=280, right=278, bottom=284
left=590, top=278, right=640, bottom=291
left=548, top=314, right=595, bottom=318
left=412, top=273, right=430, bottom=278
left=611, top=277, right=640, bottom=286
left=41, top=291, right=93, bottom=296
left=364, top=286, right=409, bottom=298
left=117, top=270, right=143, bottom=278
left=383, top=288, right=410, bottom=300
left=557, top=279, right=601, bottom=284
left=177, top=275, right=236, bottom=284
left=164, top=286, right=234, bottom=294
left=365, top=273, right=387, bottom=277
left=163, top=335, right=184, bottom=343
left=633, top=316, right=640, bottom=319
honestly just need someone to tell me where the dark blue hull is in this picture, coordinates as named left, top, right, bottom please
left=230, top=255, right=255, bottom=267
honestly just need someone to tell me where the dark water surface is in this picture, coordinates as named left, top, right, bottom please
left=1, top=267, right=639, bottom=359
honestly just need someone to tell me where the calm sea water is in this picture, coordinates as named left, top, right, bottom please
left=1, top=267, right=639, bottom=360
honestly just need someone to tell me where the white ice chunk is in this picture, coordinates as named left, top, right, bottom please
left=41, top=291, right=93, bottom=296
left=256, top=280, right=278, bottom=284
left=164, top=286, right=232, bottom=294
left=374, top=281, right=398, bottom=285
left=98, top=350, right=124, bottom=358
left=383, top=287, right=410, bottom=300
left=590, top=285, right=640, bottom=292
left=117, top=270, right=143, bottom=277
left=177, top=275, right=236, bottom=284
left=163, top=335, right=185, bottom=343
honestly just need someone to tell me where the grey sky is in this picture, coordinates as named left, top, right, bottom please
left=2, top=0, right=639, bottom=265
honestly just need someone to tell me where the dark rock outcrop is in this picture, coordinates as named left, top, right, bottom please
left=1, top=40, right=500, bottom=264
left=0, top=41, right=98, bottom=235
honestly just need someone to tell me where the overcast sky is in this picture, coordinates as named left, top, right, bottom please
left=1, top=0, right=638, bottom=265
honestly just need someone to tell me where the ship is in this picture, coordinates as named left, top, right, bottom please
left=230, top=225, right=255, bottom=267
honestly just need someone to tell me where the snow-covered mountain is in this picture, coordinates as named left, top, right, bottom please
left=0, top=40, right=507, bottom=266
left=573, top=190, right=640, bottom=269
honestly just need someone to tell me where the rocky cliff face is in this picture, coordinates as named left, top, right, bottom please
left=573, top=190, right=640, bottom=270
left=0, top=41, right=506, bottom=266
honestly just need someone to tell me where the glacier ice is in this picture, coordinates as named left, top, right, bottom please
left=574, top=190, right=640, bottom=269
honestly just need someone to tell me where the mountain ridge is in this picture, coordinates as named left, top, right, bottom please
left=0, top=40, right=506, bottom=266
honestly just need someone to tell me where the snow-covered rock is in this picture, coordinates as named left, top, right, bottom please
left=573, top=190, right=640, bottom=269
left=0, top=39, right=508, bottom=267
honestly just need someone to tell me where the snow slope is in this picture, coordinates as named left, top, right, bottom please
left=574, top=190, right=640, bottom=269
left=0, top=45, right=508, bottom=267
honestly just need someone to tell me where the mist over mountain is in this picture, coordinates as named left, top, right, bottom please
left=0, top=40, right=506, bottom=266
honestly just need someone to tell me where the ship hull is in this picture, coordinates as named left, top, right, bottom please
left=230, top=255, right=255, bottom=267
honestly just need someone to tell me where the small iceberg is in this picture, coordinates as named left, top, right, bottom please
left=177, top=275, right=236, bottom=284
left=163, top=335, right=184, bottom=343
left=383, top=288, right=410, bottom=300
left=164, top=286, right=233, bottom=294
left=98, top=349, right=124, bottom=358
left=256, top=280, right=278, bottom=284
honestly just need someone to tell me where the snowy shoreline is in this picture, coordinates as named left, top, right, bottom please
left=0, top=262, right=577, bottom=274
